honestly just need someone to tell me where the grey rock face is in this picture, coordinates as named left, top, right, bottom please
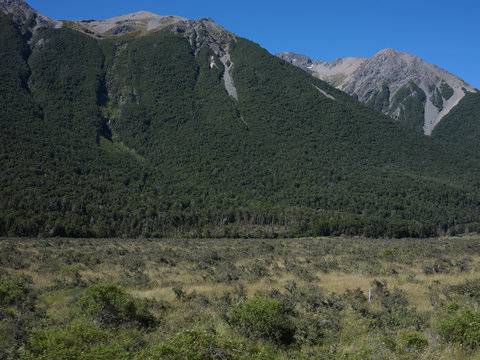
left=0, top=0, right=61, bottom=34
left=278, top=49, right=477, bottom=134
left=276, top=52, right=312, bottom=69
left=71, top=12, right=234, bottom=56
left=170, top=17, right=234, bottom=56
left=277, top=52, right=365, bottom=87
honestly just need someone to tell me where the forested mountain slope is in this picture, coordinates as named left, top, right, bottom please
left=1, top=3, right=480, bottom=238
left=277, top=50, right=478, bottom=135
left=431, top=92, right=480, bottom=150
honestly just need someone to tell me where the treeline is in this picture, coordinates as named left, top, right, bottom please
left=2, top=206, right=480, bottom=239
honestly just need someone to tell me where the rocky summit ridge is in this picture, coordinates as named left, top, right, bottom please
left=0, top=0, right=234, bottom=53
left=278, top=49, right=478, bottom=134
left=0, top=0, right=62, bottom=34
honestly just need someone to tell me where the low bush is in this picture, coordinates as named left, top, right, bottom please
left=227, top=293, right=295, bottom=345
left=0, top=275, right=27, bottom=307
left=396, top=328, right=428, bottom=353
left=450, top=278, right=480, bottom=304
left=77, top=284, right=156, bottom=329
left=22, top=319, right=134, bottom=360
left=137, top=329, right=233, bottom=360
left=438, top=308, right=480, bottom=348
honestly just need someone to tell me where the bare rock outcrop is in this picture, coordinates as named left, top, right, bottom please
left=0, top=0, right=61, bottom=35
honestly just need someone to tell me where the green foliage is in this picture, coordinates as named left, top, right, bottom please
left=440, top=82, right=454, bottom=100
left=77, top=284, right=156, bottom=328
left=137, top=329, right=282, bottom=359
left=432, top=91, right=480, bottom=153
left=450, top=278, right=480, bottom=304
left=1, top=15, right=480, bottom=239
left=22, top=319, right=134, bottom=360
left=396, top=328, right=428, bottom=352
left=137, top=329, right=240, bottom=360
left=438, top=308, right=480, bottom=348
left=370, top=280, right=415, bottom=328
left=227, top=293, right=295, bottom=344
left=0, top=275, right=26, bottom=306
left=389, top=82, right=426, bottom=132
left=366, top=84, right=390, bottom=112
left=0, top=273, right=36, bottom=360
left=430, top=86, right=444, bottom=111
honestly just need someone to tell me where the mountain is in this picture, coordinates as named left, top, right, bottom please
left=0, top=0, right=61, bottom=34
left=277, top=50, right=478, bottom=135
left=1, top=1, right=480, bottom=239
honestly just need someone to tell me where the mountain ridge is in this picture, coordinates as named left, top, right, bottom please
left=277, top=49, right=477, bottom=134
left=0, top=0, right=61, bottom=33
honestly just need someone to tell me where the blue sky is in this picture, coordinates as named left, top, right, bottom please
left=29, top=0, right=480, bottom=88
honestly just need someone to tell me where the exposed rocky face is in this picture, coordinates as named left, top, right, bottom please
left=278, top=49, right=478, bottom=134
left=71, top=11, right=234, bottom=54
left=277, top=52, right=365, bottom=87
left=73, top=11, right=187, bottom=36
left=0, top=0, right=61, bottom=35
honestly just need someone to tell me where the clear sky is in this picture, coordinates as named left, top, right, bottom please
left=28, top=0, right=480, bottom=89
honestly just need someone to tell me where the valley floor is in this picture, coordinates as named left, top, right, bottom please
left=2, top=236, right=480, bottom=359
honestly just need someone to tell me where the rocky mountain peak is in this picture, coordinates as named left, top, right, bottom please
left=278, top=48, right=477, bottom=134
left=0, top=0, right=61, bottom=34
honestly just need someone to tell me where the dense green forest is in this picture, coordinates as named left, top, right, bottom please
left=431, top=91, right=480, bottom=151
left=1, top=12, right=480, bottom=238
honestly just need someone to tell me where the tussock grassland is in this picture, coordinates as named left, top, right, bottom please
left=2, top=236, right=480, bottom=359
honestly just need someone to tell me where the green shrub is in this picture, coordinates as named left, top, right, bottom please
left=137, top=329, right=228, bottom=360
left=450, top=278, right=480, bottom=304
left=446, top=302, right=460, bottom=313
left=396, top=328, right=428, bottom=352
left=77, top=284, right=155, bottom=329
left=438, top=308, right=480, bottom=348
left=0, top=275, right=26, bottom=306
left=227, top=293, right=295, bottom=344
left=294, top=314, right=339, bottom=346
left=137, top=328, right=280, bottom=360
left=22, top=319, right=133, bottom=360
left=370, top=280, right=410, bottom=327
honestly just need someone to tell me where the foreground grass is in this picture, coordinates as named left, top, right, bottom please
left=2, top=236, right=480, bottom=359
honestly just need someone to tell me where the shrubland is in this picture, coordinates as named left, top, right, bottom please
left=1, top=236, right=480, bottom=359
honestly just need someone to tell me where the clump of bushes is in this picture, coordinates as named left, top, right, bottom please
left=137, top=329, right=234, bottom=360
left=77, top=284, right=156, bottom=329
left=438, top=308, right=480, bottom=348
left=0, top=274, right=37, bottom=359
left=0, top=274, right=27, bottom=307
left=396, top=328, right=428, bottom=353
left=227, top=293, right=295, bottom=344
left=450, top=278, right=480, bottom=304
left=22, top=319, right=135, bottom=360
